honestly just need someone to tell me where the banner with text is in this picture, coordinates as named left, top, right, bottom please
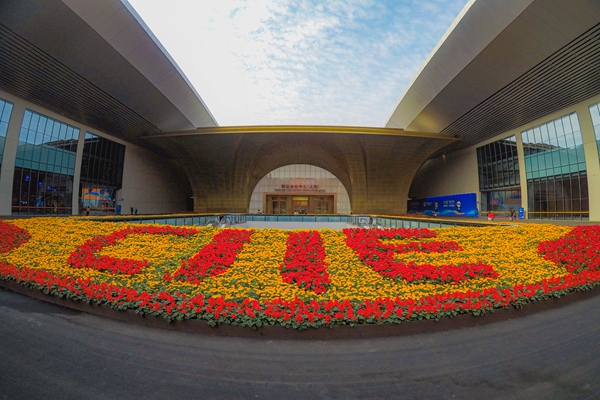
left=407, top=193, right=478, bottom=218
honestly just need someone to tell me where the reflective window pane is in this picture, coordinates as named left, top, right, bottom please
left=523, top=112, right=588, bottom=220
left=12, top=110, right=78, bottom=215
left=0, top=97, right=14, bottom=166
left=79, top=132, right=126, bottom=215
left=476, top=136, right=520, bottom=191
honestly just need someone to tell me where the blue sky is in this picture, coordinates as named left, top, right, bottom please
left=127, top=0, right=470, bottom=127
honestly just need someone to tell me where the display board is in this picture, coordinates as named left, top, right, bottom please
left=407, top=193, right=478, bottom=218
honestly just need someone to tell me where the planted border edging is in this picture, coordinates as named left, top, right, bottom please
left=2, top=278, right=599, bottom=340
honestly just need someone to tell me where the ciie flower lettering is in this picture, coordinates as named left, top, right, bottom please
left=68, top=225, right=201, bottom=275
left=68, top=226, right=491, bottom=289
left=343, top=228, right=497, bottom=284
left=1, top=220, right=600, bottom=329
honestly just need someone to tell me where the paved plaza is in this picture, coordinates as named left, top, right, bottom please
left=1, top=285, right=599, bottom=399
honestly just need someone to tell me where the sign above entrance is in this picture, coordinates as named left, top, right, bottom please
left=275, top=184, right=326, bottom=193
left=274, top=178, right=325, bottom=192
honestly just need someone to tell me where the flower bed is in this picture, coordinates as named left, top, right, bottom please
left=0, top=217, right=598, bottom=330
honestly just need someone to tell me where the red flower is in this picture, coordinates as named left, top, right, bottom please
left=68, top=225, right=199, bottom=275
left=279, top=231, right=330, bottom=294
left=174, top=229, right=253, bottom=284
left=0, top=221, right=31, bottom=253
left=343, top=228, right=497, bottom=283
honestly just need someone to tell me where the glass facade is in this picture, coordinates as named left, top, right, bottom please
left=12, top=110, right=78, bottom=215
left=249, top=164, right=351, bottom=214
left=0, top=98, right=14, bottom=166
left=589, top=101, right=600, bottom=159
left=79, top=132, right=126, bottom=214
left=476, top=136, right=521, bottom=215
left=522, top=113, right=588, bottom=219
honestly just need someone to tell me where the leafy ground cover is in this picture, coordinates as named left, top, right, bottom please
left=0, top=217, right=598, bottom=330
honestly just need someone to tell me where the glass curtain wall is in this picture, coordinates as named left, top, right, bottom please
left=522, top=113, right=588, bottom=220
left=589, top=101, right=600, bottom=161
left=79, top=132, right=125, bottom=214
left=0, top=98, right=14, bottom=170
left=12, top=110, right=78, bottom=215
left=476, top=136, right=521, bottom=216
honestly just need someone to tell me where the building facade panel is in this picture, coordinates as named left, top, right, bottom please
left=521, top=113, right=588, bottom=219
left=410, top=93, right=600, bottom=221
left=0, top=90, right=192, bottom=216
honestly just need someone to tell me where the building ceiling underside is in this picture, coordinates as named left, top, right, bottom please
left=387, top=0, right=600, bottom=157
left=0, top=0, right=216, bottom=153
left=441, top=21, right=600, bottom=153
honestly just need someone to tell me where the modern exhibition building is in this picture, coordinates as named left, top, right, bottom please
left=1, top=0, right=600, bottom=220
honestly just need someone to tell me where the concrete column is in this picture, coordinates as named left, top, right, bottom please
left=0, top=101, right=25, bottom=215
left=515, top=131, right=528, bottom=219
left=71, top=128, right=86, bottom=215
left=576, top=103, right=600, bottom=222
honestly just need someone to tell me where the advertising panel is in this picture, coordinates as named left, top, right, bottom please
left=407, top=193, right=478, bottom=218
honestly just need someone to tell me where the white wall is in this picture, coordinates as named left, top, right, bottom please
left=119, top=145, right=191, bottom=215
left=409, top=146, right=479, bottom=201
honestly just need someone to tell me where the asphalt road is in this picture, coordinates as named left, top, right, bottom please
left=1, top=287, right=599, bottom=400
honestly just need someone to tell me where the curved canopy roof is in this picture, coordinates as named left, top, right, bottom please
left=0, top=0, right=217, bottom=148
left=146, top=125, right=459, bottom=214
left=386, top=0, right=600, bottom=153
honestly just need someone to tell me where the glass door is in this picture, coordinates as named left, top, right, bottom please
left=313, top=196, right=332, bottom=214
left=268, top=196, right=288, bottom=214
left=292, top=196, right=308, bottom=214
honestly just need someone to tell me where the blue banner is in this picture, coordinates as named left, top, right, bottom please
left=407, top=193, right=478, bottom=218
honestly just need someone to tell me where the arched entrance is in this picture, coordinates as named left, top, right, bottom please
left=249, top=164, right=351, bottom=214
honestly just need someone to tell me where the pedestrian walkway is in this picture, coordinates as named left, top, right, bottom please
left=1, top=287, right=598, bottom=399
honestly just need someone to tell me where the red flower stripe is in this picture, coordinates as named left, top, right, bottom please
left=68, top=225, right=199, bottom=275
left=173, top=229, right=253, bottom=284
left=280, top=231, right=330, bottom=294
left=0, top=220, right=31, bottom=253
left=343, top=228, right=497, bottom=283
left=539, top=226, right=600, bottom=273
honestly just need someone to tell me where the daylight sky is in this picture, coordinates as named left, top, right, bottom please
left=127, top=0, right=469, bottom=127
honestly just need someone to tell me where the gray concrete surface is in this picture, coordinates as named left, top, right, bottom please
left=241, top=221, right=351, bottom=229
left=1, top=287, right=599, bottom=399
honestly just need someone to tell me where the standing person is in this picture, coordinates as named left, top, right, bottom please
left=509, top=208, right=516, bottom=221
left=85, top=206, right=90, bottom=216
left=134, top=208, right=138, bottom=215
left=130, top=206, right=134, bottom=214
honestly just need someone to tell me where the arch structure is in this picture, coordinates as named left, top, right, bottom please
left=146, top=126, right=459, bottom=214
left=249, top=165, right=352, bottom=215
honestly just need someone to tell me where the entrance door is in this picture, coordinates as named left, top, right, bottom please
left=313, top=196, right=333, bottom=214
left=292, top=196, right=308, bottom=214
left=269, top=196, right=288, bottom=214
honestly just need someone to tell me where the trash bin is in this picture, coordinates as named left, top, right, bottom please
left=518, top=207, right=524, bottom=220
left=115, top=205, right=121, bottom=215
